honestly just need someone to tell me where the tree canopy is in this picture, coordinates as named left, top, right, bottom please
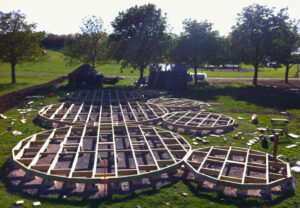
left=110, top=4, right=167, bottom=85
left=231, top=4, right=286, bottom=85
left=269, top=9, right=300, bottom=83
left=171, top=19, right=218, bottom=85
left=0, top=10, right=45, bottom=83
left=63, top=16, right=108, bottom=68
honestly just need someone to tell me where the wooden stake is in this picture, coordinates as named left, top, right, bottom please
left=273, top=133, right=279, bottom=162
left=104, top=159, right=107, bottom=196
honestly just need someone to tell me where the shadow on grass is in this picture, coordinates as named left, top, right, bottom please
left=182, top=179, right=295, bottom=208
left=175, top=85, right=300, bottom=111
left=0, top=82, right=29, bottom=91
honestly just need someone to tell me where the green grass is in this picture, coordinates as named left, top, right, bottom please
left=187, top=64, right=299, bottom=78
left=0, top=83, right=300, bottom=207
left=1, top=49, right=299, bottom=98
left=0, top=50, right=144, bottom=96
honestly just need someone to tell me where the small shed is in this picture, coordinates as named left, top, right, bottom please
left=149, top=64, right=187, bottom=91
left=68, top=64, right=103, bottom=89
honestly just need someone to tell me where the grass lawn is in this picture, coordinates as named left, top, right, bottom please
left=1, top=49, right=299, bottom=97
left=0, top=82, right=300, bottom=207
left=187, top=64, right=299, bottom=78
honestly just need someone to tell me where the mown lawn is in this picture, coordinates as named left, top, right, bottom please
left=0, top=50, right=142, bottom=96
left=187, top=64, right=299, bottom=78
left=1, top=49, right=299, bottom=97
left=0, top=82, right=300, bottom=208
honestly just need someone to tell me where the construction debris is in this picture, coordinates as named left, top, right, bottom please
left=209, top=134, right=220, bottom=137
left=33, top=201, right=41, bottom=207
left=288, top=133, right=300, bottom=139
left=182, top=192, right=188, bottom=196
left=291, top=166, right=300, bottom=173
left=0, top=114, right=7, bottom=119
left=15, top=200, right=24, bottom=205
left=0, top=127, right=12, bottom=136
left=286, top=144, right=297, bottom=149
left=12, top=130, right=22, bottom=136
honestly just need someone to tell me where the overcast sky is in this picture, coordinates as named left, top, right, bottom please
left=0, top=0, right=299, bottom=36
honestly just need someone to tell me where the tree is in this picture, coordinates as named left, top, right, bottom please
left=110, top=4, right=167, bottom=85
left=0, top=11, right=45, bottom=83
left=270, top=9, right=300, bottom=83
left=63, top=16, right=108, bottom=68
left=231, top=4, right=278, bottom=85
left=41, top=33, right=74, bottom=49
left=171, top=20, right=218, bottom=85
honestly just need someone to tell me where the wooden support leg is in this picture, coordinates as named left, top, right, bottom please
left=236, top=188, right=247, bottom=199
left=260, top=189, right=272, bottom=200
left=24, top=173, right=35, bottom=182
left=86, top=183, right=99, bottom=192
left=280, top=181, right=294, bottom=192
left=63, top=182, right=77, bottom=190
left=42, top=178, right=55, bottom=188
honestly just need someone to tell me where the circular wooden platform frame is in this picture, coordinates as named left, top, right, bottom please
left=185, top=146, right=292, bottom=190
left=162, top=111, right=236, bottom=135
left=147, top=97, right=203, bottom=112
left=12, top=124, right=191, bottom=183
left=66, top=89, right=168, bottom=104
left=38, top=101, right=168, bottom=128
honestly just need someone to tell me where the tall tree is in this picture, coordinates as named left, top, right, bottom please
left=270, top=9, right=300, bottom=83
left=110, top=4, right=167, bottom=85
left=171, top=20, right=218, bottom=85
left=0, top=11, right=45, bottom=83
left=231, top=4, right=277, bottom=85
left=63, top=16, right=108, bottom=68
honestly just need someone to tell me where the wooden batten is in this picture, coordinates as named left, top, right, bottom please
left=244, top=176, right=266, bottom=184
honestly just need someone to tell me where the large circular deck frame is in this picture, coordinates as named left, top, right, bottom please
left=185, top=146, right=292, bottom=190
left=66, top=89, right=168, bottom=104
left=38, top=101, right=168, bottom=127
left=12, top=124, right=191, bottom=183
left=162, top=111, right=236, bottom=135
left=147, top=97, right=203, bottom=112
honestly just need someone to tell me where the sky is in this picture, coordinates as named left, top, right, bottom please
left=0, top=0, right=299, bottom=36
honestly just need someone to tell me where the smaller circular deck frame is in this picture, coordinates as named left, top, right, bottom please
left=162, top=111, right=236, bottom=135
left=147, top=97, right=203, bottom=112
left=185, top=146, right=292, bottom=190
left=38, top=101, right=168, bottom=127
left=12, top=124, right=191, bottom=184
left=66, top=89, right=168, bottom=104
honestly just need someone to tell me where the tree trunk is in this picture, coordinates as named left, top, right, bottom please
left=285, top=63, right=290, bottom=84
left=92, top=58, right=95, bottom=69
left=11, top=62, right=16, bottom=83
left=194, top=67, right=198, bottom=86
left=137, top=68, right=144, bottom=87
left=253, top=64, right=258, bottom=86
